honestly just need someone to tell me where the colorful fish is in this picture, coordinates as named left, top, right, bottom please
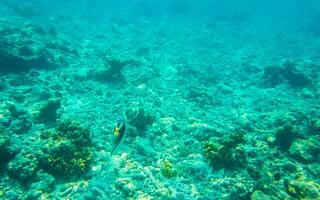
left=111, top=117, right=126, bottom=155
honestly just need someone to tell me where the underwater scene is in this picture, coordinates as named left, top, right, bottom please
left=0, top=0, right=320, bottom=199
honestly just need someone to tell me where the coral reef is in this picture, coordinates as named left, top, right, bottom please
left=285, top=175, right=320, bottom=199
left=0, top=20, right=75, bottom=73
left=8, top=153, right=39, bottom=183
left=4, top=102, right=32, bottom=135
left=275, top=123, right=299, bottom=151
left=0, top=1, right=319, bottom=199
left=38, top=120, right=93, bottom=179
left=1, top=102, right=32, bottom=134
left=26, top=171, right=56, bottom=199
left=289, top=136, right=320, bottom=163
left=125, top=106, right=154, bottom=132
left=160, top=160, right=177, bottom=178
left=204, top=133, right=246, bottom=169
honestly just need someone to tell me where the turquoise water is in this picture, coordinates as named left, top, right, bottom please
left=0, top=1, right=320, bottom=199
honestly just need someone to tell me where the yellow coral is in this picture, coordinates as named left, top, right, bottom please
left=161, top=160, right=177, bottom=178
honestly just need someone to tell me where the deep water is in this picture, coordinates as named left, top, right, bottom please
left=0, top=0, right=320, bottom=199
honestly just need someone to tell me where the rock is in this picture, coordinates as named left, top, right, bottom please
left=37, top=98, right=61, bottom=123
